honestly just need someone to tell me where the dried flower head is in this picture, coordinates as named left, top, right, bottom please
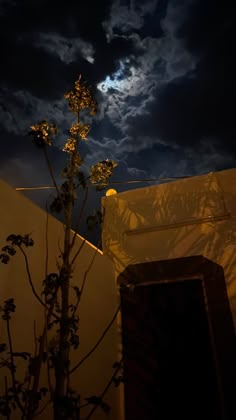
left=63, top=138, right=77, bottom=153
left=64, top=77, right=97, bottom=115
left=90, top=159, right=117, bottom=187
left=30, top=121, right=57, bottom=148
left=69, top=123, right=90, bottom=140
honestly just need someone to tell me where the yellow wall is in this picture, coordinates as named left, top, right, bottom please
left=102, top=168, right=236, bottom=327
left=0, top=180, right=119, bottom=419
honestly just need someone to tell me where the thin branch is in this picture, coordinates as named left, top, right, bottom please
left=17, top=245, right=59, bottom=321
left=27, top=326, right=47, bottom=419
left=18, top=245, right=50, bottom=312
left=78, top=402, right=90, bottom=409
left=33, top=320, right=38, bottom=355
left=16, top=242, right=60, bottom=415
left=42, top=204, right=54, bottom=400
left=45, top=326, right=53, bottom=398
left=29, top=287, right=60, bottom=416
left=77, top=239, right=101, bottom=305
left=21, top=321, right=38, bottom=417
left=70, top=238, right=86, bottom=267
left=70, top=240, right=100, bottom=324
left=43, top=148, right=61, bottom=200
left=45, top=202, right=49, bottom=278
left=57, top=238, right=63, bottom=259
left=71, top=235, right=102, bottom=329
left=34, top=399, right=51, bottom=417
left=69, top=305, right=120, bottom=375
left=84, top=359, right=123, bottom=420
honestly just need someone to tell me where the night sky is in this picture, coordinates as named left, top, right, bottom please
left=0, top=0, right=235, bottom=243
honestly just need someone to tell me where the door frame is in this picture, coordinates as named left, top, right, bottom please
left=118, top=255, right=236, bottom=420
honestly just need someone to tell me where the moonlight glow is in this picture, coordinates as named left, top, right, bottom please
left=97, top=61, right=135, bottom=93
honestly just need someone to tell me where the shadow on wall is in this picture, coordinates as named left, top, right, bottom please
left=102, top=169, right=236, bottom=323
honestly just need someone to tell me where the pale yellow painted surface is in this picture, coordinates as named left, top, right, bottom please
left=102, top=168, right=236, bottom=326
left=0, top=180, right=119, bottom=419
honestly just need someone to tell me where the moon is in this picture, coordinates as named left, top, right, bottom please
left=97, top=61, right=133, bottom=93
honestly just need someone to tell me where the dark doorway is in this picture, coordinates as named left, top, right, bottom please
left=119, top=257, right=236, bottom=420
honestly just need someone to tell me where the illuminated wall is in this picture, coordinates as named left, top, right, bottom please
left=102, top=168, right=236, bottom=324
left=0, top=179, right=119, bottom=420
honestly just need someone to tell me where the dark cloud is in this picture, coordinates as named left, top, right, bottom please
left=177, top=0, right=235, bottom=54
left=124, top=0, right=236, bottom=158
left=0, top=0, right=235, bottom=244
left=126, top=66, right=235, bottom=149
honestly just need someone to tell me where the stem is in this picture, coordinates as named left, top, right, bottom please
left=45, top=202, right=49, bottom=278
left=6, top=318, right=25, bottom=414
left=54, top=144, right=76, bottom=418
left=44, top=203, right=53, bottom=399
